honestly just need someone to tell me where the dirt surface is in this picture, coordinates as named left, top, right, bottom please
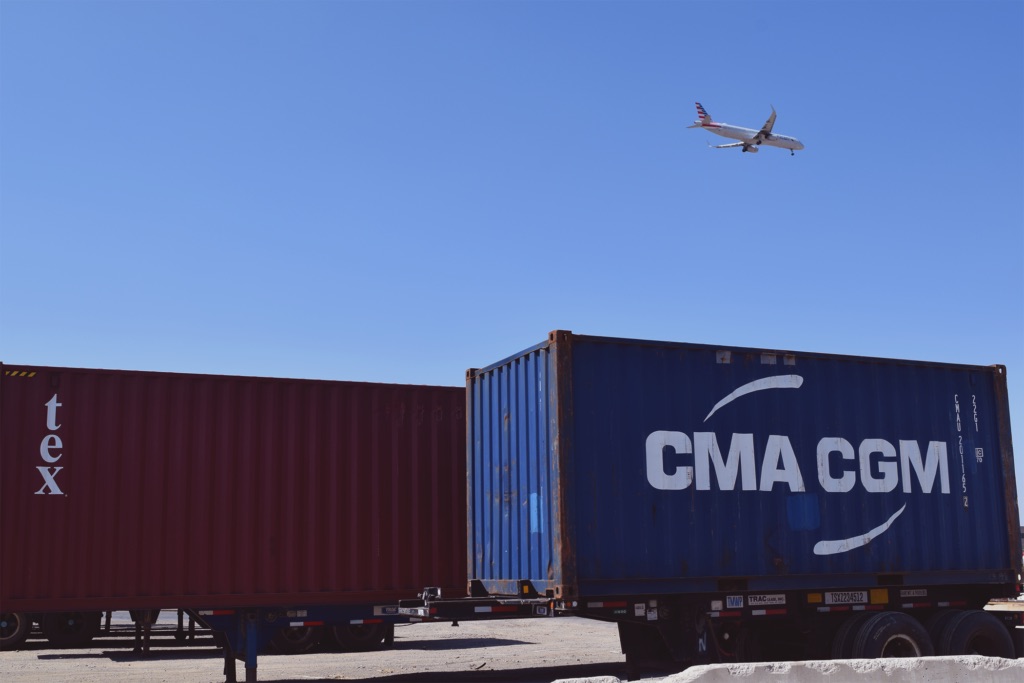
left=0, top=614, right=669, bottom=683
left=5, top=602, right=1021, bottom=682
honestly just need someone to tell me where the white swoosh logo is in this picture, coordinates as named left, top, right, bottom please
left=704, top=373, right=906, bottom=556
left=812, top=504, right=907, bottom=556
left=704, top=375, right=803, bottom=422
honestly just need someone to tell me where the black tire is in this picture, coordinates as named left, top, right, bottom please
left=830, top=612, right=874, bottom=659
left=270, top=626, right=322, bottom=654
left=925, top=609, right=963, bottom=650
left=852, top=611, right=933, bottom=658
left=734, top=625, right=765, bottom=662
left=41, top=611, right=102, bottom=648
left=1, top=612, right=31, bottom=650
left=331, top=623, right=388, bottom=652
left=937, top=609, right=1015, bottom=658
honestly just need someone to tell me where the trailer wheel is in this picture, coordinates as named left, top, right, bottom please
left=925, top=608, right=963, bottom=650
left=331, top=623, right=390, bottom=651
left=830, top=612, right=873, bottom=659
left=852, top=611, right=933, bottom=658
left=270, top=626, right=322, bottom=654
left=1, top=612, right=31, bottom=650
left=41, top=611, right=102, bottom=648
left=937, top=609, right=1014, bottom=657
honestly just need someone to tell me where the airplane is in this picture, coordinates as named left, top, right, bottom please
left=688, top=102, right=804, bottom=155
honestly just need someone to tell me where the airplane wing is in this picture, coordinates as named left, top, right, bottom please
left=709, top=141, right=749, bottom=149
left=759, top=106, right=777, bottom=136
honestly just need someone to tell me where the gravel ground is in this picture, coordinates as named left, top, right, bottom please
left=5, top=604, right=1020, bottom=682
left=0, top=614, right=668, bottom=683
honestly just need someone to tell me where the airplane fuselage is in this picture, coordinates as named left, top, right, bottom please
left=698, top=121, right=804, bottom=152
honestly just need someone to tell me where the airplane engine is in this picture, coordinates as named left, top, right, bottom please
left=742, top=145, right=759, bottom=153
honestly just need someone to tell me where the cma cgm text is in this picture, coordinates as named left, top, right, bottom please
left=646, top=432, right=950, bottom=494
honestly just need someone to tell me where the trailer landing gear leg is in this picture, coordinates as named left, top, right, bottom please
left=223, top=643, right=237, bottom=683
left=132, top=610, right=154, bottom=656
left=245, top=616, right=259, bottom=683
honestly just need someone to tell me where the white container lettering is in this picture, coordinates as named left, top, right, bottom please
left=35, top=393, right=65, bottom=495
left=646, top=431, right=949, bottom=495
left=954, top=394, right=968, bottom=508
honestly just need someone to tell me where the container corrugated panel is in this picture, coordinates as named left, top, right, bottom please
left=0, top=365, right=466, bottom=612
left=468, top=331, right=1021, bottom=599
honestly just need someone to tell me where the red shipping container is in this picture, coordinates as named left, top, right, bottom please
left=0, top=364, right=466, bottom=612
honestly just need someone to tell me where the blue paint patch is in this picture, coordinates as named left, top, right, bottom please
left=787, top=493, right=820, bottom=531
left=530, top=492, right=543, bottom=534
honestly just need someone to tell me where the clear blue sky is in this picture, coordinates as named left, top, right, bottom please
left=2, top=1, right=1023, bottom=505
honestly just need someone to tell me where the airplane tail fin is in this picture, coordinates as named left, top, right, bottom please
left=695, top=101, right=712, bottom=124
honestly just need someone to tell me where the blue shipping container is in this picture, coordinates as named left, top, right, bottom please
left=467, top=331, right=1021, bottom=599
